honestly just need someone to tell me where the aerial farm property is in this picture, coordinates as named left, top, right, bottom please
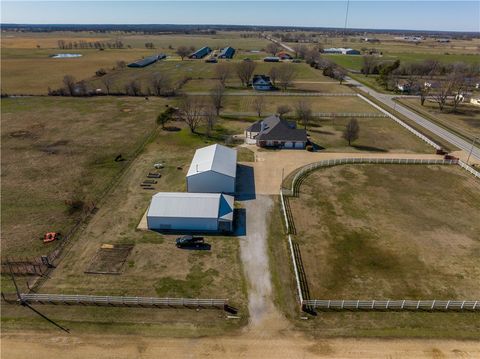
left=1, top=22, right=480, bottom=352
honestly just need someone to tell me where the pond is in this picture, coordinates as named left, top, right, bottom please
left=50, top=53, right=82, bottom=58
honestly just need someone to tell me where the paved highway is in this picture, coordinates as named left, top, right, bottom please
left=347, top=77, right=480, bottom=161
left=267, top=36, right=480, bottom=161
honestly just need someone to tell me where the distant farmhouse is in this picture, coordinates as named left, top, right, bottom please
left=146, top=144, right=237, bottom=233
left=218, top=46, right=235, bottom=59
left=128, top=54, right=166, bottom=68
left=323, top=48, right=360, bottom=55
left=252, top=75, right=275, bottom=91
left=245, top=115, right=308, bottom=149
left=189, top=46, right=212, bottom=59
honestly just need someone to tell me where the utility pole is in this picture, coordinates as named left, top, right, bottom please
left=466, top=136, right=478, bottom=165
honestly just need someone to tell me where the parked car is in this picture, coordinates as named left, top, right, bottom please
left=205, top=57, right=218, bottom=63
left=175, top=235, right=205, bottom=248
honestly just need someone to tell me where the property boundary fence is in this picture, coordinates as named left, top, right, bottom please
left=16, top=293, right=228, bottom=310
left=279, top=157, right=480, bottom=312
left=314, top=112, right=388, bottom=118
left=458, top=160, right=480, bottom=179
left=303, top=300, right=479, bottom=311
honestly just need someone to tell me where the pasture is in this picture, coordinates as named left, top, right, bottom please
left=1, top=96, right=166, bottom=258
left=289, top=164, right=480, bottom=300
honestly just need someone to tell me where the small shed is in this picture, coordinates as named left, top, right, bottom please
left=187, top=144, right=237, bottom=194
left=147, top=192, right=234, bottom=232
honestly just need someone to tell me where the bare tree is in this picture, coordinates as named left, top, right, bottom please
left=333, top=67, right=347, bottom=84
left=277, top=64, right=297, bottom=90
left=101, top=76, right=114, bottom=95
left=178, top=95, right=204, bottom=133
left=277, top=105, right=291, bottom=119
left=115, top=60, right=127, bottom=69
left=204, top=105, right=218, bottom=137
left=268, top=66, right=280, bottom=86
left=295, top=99, right=312, bottom=129
left=150, top=72, right=172, bottom=96
left=293, top=44, right=308, bottom=59
left=266, top=42, right=281, bottom=56
left=215, top=62, right=231, bottom=86
left=304, top=48, right=321, bottom=66
left=343, top=118, right=359, bottom=145
left=236, top=61, right=256, bottom=87
left=252, top=96, right=265, bottom=117
left=362, top=55, right=378, bottom=76
left=124, top=79, right=142, bottom=96
left=209, top=82, right=226, bottom=115
left=63, top=75, right=76, bottom=96
left=176, top=46, right=190, bottom=60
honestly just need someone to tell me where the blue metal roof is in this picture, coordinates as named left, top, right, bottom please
left=128, top=54, right=166, bottom=68
left=218, top=46, right=235, bottom=58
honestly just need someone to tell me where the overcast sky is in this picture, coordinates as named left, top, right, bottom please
left=1, top=1, right=479, bottom=32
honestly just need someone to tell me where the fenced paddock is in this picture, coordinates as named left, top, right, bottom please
left=279, top=158, right=480, bottom=312
left=14, top=293, right=229, bottom=310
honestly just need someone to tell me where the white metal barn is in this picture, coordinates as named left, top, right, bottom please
left=146, top=192, right=234, bottom=232
left=186, top=144, right=237, bottom=194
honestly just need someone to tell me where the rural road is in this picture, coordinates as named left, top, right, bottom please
left=268, top=36, right=480, bottom=161
left=346, top=77, right=480, bottom=160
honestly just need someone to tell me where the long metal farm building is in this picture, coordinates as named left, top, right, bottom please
left=147, top=192, right=234, bottom=232
left=186, top=144, right=237, bottom=194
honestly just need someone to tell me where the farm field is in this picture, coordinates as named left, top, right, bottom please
left=397, top=98, right=480, bottom=142
left=1, top=96, right=170, bottom=258
left=289, top=164, right=480, bottom=300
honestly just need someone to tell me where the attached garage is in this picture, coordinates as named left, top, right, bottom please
left=187, top=144, right=237, bottom=194
left=147, top=192, right=234, bottom=232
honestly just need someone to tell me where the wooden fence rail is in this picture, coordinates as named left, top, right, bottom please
left=18, top=293, right=228, bottom=309
left=302, top=299, right=479, bottom=311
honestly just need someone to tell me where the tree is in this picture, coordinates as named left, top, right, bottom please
left=215, top=63, right=231, bottom=86
left=266, top=42, right=280, bottom=56
left=252, top=96, right=265, bottom=117
left=176, top=46, right=190, bottom=60
left=268, top=66, right=280, bottom=86
left=150, top=72, right=172, bottom=96
left=115, top=60, right=127, bottom=70
left=204, top=105, right=218, bottom=137
left=277, top=105, right=291, bottom=119
left=333, top=67, right=347, bottom=84
left=362, top=55, right=379, bottom=76
left=145, top=42, right=155, bottom=49
left=305, top=48, right=321, bottom=66
left=156, top=106, right=177, bottom=129
left=178, top=95, right=204, bottom=133
left=293, top=44, right=308, bottom=59
left=209, top=82, right=226, bottom=115
left=343, top=118, right=359, bottom=145
left=63, top=75, right=76, bottom=96
left=101, top=76, right=114, bottom=95
left=295, top=99, right=312, bottom=130
left=236, top=61, right=256, bottom=87
left=277, top=64, right=297, bottom=90
left=124, top=79, right=141, bottom=96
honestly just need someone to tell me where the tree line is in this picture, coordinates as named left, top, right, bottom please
left=57, top=39, right=125, bottom=50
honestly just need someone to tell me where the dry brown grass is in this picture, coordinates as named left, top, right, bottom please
left=1, top=96, right=168, bottom=258
left=289, top=164, right=480, bottom=299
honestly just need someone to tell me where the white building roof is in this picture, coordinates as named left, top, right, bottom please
left=187, top=144, right=237, bottom=178
left=147, top=192, right=234, bottom=221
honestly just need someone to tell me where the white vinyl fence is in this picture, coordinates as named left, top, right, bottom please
left=20, top=293, right=228, bottom=309
left=279, top=157, right=480, bottom=312
left=303, top=299, right=479, bottom=311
